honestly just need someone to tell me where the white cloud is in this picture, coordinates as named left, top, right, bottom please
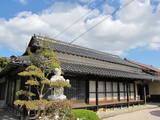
left=18, top=0, right=28, bottom=4
left=149, top=36, right=160, bottom=50
left=0, top=0, right=160, bottom=56
left=102, top=4, right=115, bottom=14
left=79, top=0, right=90, bottom=3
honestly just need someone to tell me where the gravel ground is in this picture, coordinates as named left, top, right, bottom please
left=0, top=109, right=18, bottom=120
left=103, top=108, right=160, bottom=120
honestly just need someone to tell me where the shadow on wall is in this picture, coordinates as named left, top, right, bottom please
left=150, top=110, right=160, bottom=117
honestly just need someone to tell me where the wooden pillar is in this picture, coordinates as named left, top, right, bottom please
left=4, top=79, right=9, bottom=106
left=118, top=82, right=120, bottom=101
left=143, top=84, right=147, bottom=104
left=85, top=79, right=89, bottom=104
left=111, top=82, right=113, bottom=100
left=134, top=82, right=136, bottom=100
left=123, top=82, right=126, bottom=100
left=104, top=81, right=107, bottom=100
left=126, top=82, right=129, bottom=107
left=96, top=79, right=99, bottom=107
left=13, top=79, right=17, bottom=105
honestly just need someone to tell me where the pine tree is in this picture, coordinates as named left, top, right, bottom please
left=14, top=46, right=71, bottom=119
left=0, top=57, right=8, bottom=72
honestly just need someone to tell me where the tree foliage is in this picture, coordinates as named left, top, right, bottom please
left=14, top=46, right=71, bottom=119
left=28, top=43, right=61, bottom=74
left=0, top=57, right=8, bottom=72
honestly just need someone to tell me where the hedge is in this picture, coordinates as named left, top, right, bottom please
left=71, top=109, right=100, bottom=120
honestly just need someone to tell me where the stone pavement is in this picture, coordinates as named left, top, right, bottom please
left=97, top=103, right=160, bottom=120
left=103, top=107, right=160, bottom=120
left=0, top=109, right=18, bottom=120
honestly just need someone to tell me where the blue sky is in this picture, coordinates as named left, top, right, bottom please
left=0, top=0, right=160, bottom=68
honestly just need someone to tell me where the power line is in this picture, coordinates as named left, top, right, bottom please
left=69, top=0, right=135, bottom=44
left=54, top=0, right=108, bottom=39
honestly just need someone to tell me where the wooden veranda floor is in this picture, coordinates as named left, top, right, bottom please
left=72, top=100, right=144, bottom=109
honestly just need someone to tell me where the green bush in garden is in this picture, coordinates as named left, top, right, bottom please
left=71, top=109, right=100, bottom=120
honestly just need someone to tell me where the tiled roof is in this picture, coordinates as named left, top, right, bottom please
left=28, top=35, right=142, bottom=69
left=7, top=56, right=160, bottom=81
left=125, top=59, right=160, bottom=73
left=61, top=62, right=160, bottom=81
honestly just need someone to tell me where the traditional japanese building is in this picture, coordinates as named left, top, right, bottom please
left=0, top=35, right=160, bottom=110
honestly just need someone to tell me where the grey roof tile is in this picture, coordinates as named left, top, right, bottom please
left=61, top=62, right=160, bottom=80
left=8, top=56, right=160, bottom=81
left=30, top=36, right=142, bottom=69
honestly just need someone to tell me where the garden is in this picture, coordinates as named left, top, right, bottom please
left=0, top=45, right=100, bottom=120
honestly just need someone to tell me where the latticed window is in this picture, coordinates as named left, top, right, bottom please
left=119, top=83, right=125, bottom=100
left=88, top=80, right=136, bottom=103
left=64, top=79, right=86, bottom=100
left=129, top=83, right=135, bottom=100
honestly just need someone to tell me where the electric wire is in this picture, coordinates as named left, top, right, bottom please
left=54, top=0, right=108, bottom=38
left=69, top=0, right=135, bottom=44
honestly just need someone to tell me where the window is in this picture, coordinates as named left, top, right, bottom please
left=119, top=83, right=125, bottom=100
left=88, top=80, right=136, bottom=103
left=98, top=81, right=105, bottom=92
left=64, top=79, right=86, bottom=100
left=113, top=82, right=118, bottom=100
left=106, top=82, right=112, bottom=92
left=129, top=83, right=135, bottom=100
left=89, top=81, right=96, bottom=92
left=98, top=81, right=105, bottom=102
left=106, top=82, right=112, bottom=100
left=89, top=81, right=96, bottom=103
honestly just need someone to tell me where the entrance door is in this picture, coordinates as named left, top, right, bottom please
left=137, top=84, right=149, bottom=101
left=137, top=84, right=144, bottom=100
left=6, top=80, right=16, bottom=105
left=0, top=78, right=7, bottom=108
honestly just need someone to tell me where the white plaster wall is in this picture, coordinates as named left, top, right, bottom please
left=149, top=81, right=160, bottom=95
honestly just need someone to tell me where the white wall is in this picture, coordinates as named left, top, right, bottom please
left=149, top=81, right=160, bottom=95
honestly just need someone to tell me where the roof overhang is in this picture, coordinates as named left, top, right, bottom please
left=4, top=56, right=160, bottom=81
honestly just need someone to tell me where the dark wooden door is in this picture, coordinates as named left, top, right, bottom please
left=137, top=84, right=149, bottom=101
left=0, top=82, right=6, bottom=100
left=137, top=84, right=144, bottom=100
left=6, top=80, right=16, bottom=105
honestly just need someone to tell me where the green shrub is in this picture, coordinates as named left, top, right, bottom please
left=71, top=109, right=100, bottom=120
